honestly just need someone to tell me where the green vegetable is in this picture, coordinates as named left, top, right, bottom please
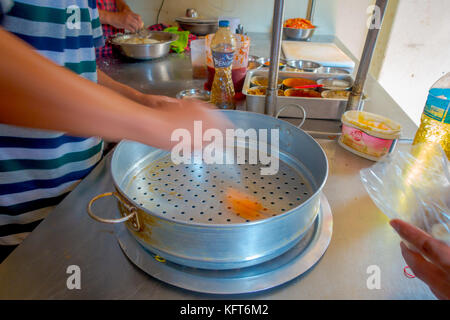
left=163, top=27, right=189, bottom=53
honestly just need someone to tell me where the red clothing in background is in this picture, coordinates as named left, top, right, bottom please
left=96, top=0, right=124, bottom=58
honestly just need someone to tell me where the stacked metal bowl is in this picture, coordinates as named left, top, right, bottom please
left=176, top=17, right=218, bottom=36
left=284, top=27, right=315, bottom=41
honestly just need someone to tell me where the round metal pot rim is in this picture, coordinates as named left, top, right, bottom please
left=110, top=110, right=329, bottom=228
left=110, top=31, right=178, bottom=47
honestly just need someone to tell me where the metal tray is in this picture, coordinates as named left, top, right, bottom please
left=243, top=69, right=367, bottom=120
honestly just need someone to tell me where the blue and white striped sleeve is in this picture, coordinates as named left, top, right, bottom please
left=0, top=0, right=13, bottom=20
left=89, top=1, right=104, bottom=48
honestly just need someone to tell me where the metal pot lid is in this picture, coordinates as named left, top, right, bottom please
left=175, top=16, right=218, bottom=24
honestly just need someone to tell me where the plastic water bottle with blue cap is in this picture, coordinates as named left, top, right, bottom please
left=210, top=20, right=236, bottom=109
left=413, top=73, right=450, bottom=158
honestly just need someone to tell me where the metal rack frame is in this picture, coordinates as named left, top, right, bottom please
left=265, top=0, right=389, bottom=116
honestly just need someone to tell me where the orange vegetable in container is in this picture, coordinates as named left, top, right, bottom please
left=282, top=77, right=317, bottom=88
left=284, top=88, right=322, bottom=98
left=263, top=61, right=283, bottom=67
left=284, top=18, right=315, bottom=29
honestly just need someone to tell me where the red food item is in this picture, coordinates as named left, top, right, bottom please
left=205, top=66, right=247, bottom=93
left=283, top=18, right=315, bottom=29
left=285, top=89, right=322, bottom=98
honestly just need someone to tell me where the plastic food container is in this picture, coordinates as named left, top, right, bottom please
left=338, top=111, right=402, bottom=161
left=190, top=39, right=207, bottom=79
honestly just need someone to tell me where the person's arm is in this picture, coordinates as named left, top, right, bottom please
left=97, top=0, right=143, bottom=33
left=0, top=28, right=227, bottom=150
left=97, top=69, right=145, bottom=103
left=116, top=0, right=131, bottom=12
left=98, top=9, right=143, bottom=32
left=97, top=69, right=179, bottom=108
left=390, top=219, right=450, bottom=300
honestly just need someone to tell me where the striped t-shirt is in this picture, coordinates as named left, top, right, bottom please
left=0, top=0, right=104, bottom=261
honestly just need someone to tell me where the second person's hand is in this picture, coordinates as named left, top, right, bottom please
left=112, top=10, right=143, bottom=33
left=390, top=219, right=450, bottom=300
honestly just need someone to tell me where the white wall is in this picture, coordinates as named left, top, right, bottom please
left=126, top=0, right=450, bottom=125
left=375, top=0, right=450, bottom=124
left=333, top=0, right=373, bottom=59
left=332, top=0, right=450, bottom=124
left=127, top=0, right=337, bottom=34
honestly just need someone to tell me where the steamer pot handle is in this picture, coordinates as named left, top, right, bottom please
left=275, top=104, right=307, bottom=129
left=87, top=192, right=141, bottom=231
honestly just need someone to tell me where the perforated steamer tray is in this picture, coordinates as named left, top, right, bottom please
left=123, top=149, right=314, bottom=225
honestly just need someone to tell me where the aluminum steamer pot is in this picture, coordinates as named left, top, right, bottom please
left=87, top=110, right=328, bottom=270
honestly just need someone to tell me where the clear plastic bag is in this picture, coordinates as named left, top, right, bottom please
left=360, top=143, right=450, bottom=244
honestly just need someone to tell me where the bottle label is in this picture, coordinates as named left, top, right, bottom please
left=212, top=51, right=234, bottom=68
left=423, top=88, right=450, bottom=124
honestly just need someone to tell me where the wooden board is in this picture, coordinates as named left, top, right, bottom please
left=282, top=41, right=355, bottom=70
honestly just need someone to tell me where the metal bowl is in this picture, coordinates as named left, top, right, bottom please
left=176, top=17, right=218, bottom=36
left=284, top=27, right=316, bottom=41
left=111, top=31, right=178, bottom=60
left=317, top=67, right=351, bottom=75
left=286, top=60, right=322, bottom=73
left=176, top=89, right=211, bottom=101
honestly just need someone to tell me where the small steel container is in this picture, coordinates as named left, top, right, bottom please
left=317, top=78, right=352, bottom=91
left=250, top=76, right=283, bottom=88
left=257, top=57, right=287, bottom=69
left=176, top=89, right=211, bottom=101
left=286, top=60, right=322, bottom=73
left=317, top=67, right=351, bottom=75
left=247, top=86, right=285, bottom=96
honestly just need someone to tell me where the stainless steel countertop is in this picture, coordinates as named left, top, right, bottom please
left=0, top=34, right=434, bottom=299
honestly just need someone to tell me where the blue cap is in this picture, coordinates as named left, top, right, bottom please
left=219, top=20, right=230, bottom=27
